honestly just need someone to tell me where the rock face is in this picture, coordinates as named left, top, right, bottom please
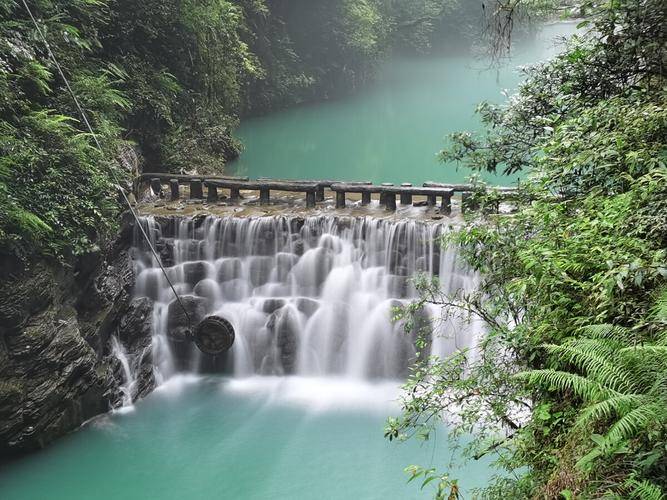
left=0, top=216, right=154, bottom=456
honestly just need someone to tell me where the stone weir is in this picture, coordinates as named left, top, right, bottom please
left=0, top=211, right=484, bottom=456
left=128, top=213, right=484, bottom=384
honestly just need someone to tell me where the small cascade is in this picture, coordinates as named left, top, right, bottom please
left=111, top=336, right=137, bottom=407
left=131, top=215, right=482, bottom=381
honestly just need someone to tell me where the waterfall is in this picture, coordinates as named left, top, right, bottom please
left=130, top=215, right=482, bottom=381
left=110, top=336, right=136, bottom=408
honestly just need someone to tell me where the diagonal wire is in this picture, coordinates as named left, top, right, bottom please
left=20, top=0, right=192, bottom=327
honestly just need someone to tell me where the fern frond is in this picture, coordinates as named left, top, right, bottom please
left=580, top=324, right=636, bottom=341
left=620, top=345, right=667, bottom=357
left=604, top=402, right=665, bottom=447
left=627, top=478, right=666, bottom=500
left=651, top=288, right=667, bottom=322
left=10, top=208, right=52, bottom=236
left=515, top=369, right=611, bottom=402
left=575, top=394, right=648, bottom=430
left=544, top=342, right=635, bottom=392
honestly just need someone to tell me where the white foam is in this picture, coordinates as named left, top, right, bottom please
left=222, top=376, right=403, bottom=414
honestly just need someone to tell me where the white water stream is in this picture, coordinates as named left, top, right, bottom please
left=124, top=214, right=482, bottom=387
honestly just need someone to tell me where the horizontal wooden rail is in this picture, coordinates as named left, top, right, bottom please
left=138, top=173, right=248, bottom=183
left=423, top=181, right=518, bottom=193
left=330, top=183, right=454, bottom=213
left=136, top=173, right=516, bottom=215
left=257, top=178, right=372, bottom=202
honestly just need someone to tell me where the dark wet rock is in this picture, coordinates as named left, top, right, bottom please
left=166, top=295, right=209, bottom=342
left=216, top=258, right=242, bottom=282
left=193, top=279, right=220, bottom=301
left=289, top=235, right=305, bottom=256
left=0, top=233, right=142, bottom=456
left=249, top=257, right=274, bottom=287
left=295, top=297, right=320, bottom=317
left=182, top=261, right=212, bottom=285
left=260, top=298, right=287, bottom=314
left=289, top=217, right=305, bottom=233
left=319, top=234, right=343, bottom=253
left=292, top=247, right=334, bottom=288
left=0, top=261, right=55, bottom=335
left=117, top=297, right=154, bottom=353
left=275, top=253, right=298, bottom=281
left=267, top=308, right=300, bottom=374
left=220, top=279, right=250, bottom=302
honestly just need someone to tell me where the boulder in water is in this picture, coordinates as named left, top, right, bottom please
left=181, top=261, right=212, bottom=285
left=267, top=307, right=301, bottom=374
left=295, top=297, right=320, bottom=317
left=291, top=247, right=334, bottom=288
left=275, top=253, right=299, bottom=281
left=216, top=258, right=242, bottom=282
left=249, top=256, right=274, bottom=287
left=193, top=279, right=220, bottom=302
left=166, top=295, right=208, bottom=342
left=259, top=298, right=287, bottom=314
left=220, top=279, right=250, bottom=302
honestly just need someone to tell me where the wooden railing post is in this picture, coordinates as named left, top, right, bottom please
left=400, top=183, right=412, bottom=205
left=385, top=190, right=397, bottom=211
left=316, top=185, right=325, bottom=202
left=190, top=178, right=203, bottom=199
left=361, top=192, right=371, bottom=205
left=230, top=187, right=240, bottom=201
left=259, top=187, right=270, bottom=205
left=380, top=183, right=393, bottom=206
left=336, top=191, right=346, bottom=209
left=206, top=182, right=218, bottom=203
left=150, top=178, right=163, bottom=197
left=306, top=190, right=316, bottom=208
left=441, top=193, right=452, bottom=215
left=169, top=179, right=179, bottom=200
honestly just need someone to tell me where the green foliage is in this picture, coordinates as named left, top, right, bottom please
left=1, top=0, right=458, bottom=257
left=390, top=0, right=667, bottom=497
left=0, top=0, right=125, bottom=258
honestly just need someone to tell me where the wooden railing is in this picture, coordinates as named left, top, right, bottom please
left=137, top=174, right=517, bottom=213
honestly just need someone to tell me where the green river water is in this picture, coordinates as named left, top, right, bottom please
left=231, top=22, right=577, bottom=185
left=1, top=22, right=576, bottom=500
left=1, top=377, right=492, bottom=499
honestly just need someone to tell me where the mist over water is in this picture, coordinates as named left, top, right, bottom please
left=231, top=22, right=577, bottom=185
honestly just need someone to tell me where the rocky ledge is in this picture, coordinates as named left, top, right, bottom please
left=0, top=214, right=154, bottom=457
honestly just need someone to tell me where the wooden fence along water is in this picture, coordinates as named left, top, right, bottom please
left=136, top=173, right=517, bottom=214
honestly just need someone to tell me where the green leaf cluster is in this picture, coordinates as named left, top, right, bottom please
left=391, top=0, right=667, bottom=497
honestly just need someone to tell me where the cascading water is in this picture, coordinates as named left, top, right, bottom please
left=131, top=214, right=483, bottom=383
left=110, top=336, right=136, bottom=408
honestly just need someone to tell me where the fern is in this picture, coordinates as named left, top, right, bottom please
left=544, top=341, right=635, bottom=392
left=575, top=394, right=648, bottom=430
left=603, top=403, right=666, bottom=448
left=519, top=324, right=667, bottom=488
left=515, top=369, right=612, bottom=402
left=627, top=478, right=666, bottom=500
left=580, top=324, right=638, bottom=342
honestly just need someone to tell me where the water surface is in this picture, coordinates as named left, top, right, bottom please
left=1, top=377, right=493, bottom=500
left=230, top=22, right=577, bottom=185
